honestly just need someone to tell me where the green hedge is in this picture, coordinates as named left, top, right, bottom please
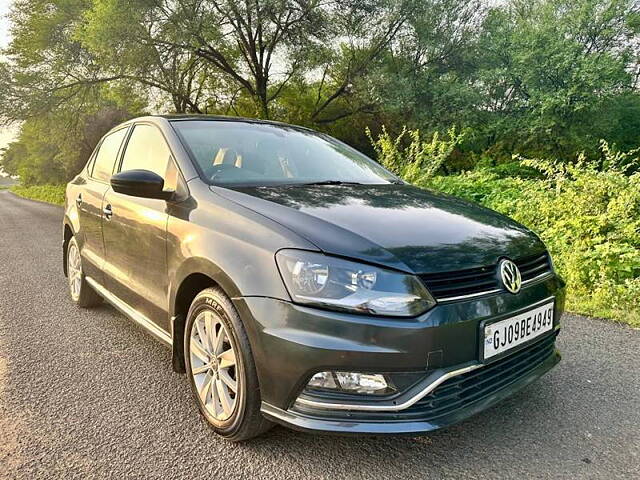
left=11, top=184, right=66, bottom=206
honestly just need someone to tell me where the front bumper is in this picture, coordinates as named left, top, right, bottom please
left=261, top=346, right=560, bottom=435
left=233, top=274, right=564, bottom=434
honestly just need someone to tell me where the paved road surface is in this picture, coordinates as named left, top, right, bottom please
left=0, top=190, right=638, bottom=479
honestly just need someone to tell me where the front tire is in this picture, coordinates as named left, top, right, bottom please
left=184, top=287, right=272, bottom=441
left=66, top=236, right=102, bottom=308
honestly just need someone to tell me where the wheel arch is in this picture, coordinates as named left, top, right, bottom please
left=62, top=220, right=75, bottom=277
left=169, top=258, right=243, bottom=373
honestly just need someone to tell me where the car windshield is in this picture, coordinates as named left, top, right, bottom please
left=171, top=120, right=399, bottom=187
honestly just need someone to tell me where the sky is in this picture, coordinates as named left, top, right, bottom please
left=0, top=0, right=17, bottom=156
left=0, top=0, right=10, bottom=49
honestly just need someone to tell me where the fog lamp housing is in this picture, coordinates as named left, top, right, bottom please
left=306, top=371, right=394, bottom=395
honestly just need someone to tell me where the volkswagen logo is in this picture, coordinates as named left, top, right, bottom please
left=499, top=259, right=522, bottom=294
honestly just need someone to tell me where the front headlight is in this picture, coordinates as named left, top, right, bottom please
left=276, top=250, right=436, bottom=317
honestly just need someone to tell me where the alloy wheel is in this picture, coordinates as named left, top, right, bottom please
left=189, top=310, right=239, bottom=421
left=68, top=242, right=82, bottom=301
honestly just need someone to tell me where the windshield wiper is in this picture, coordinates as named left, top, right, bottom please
left=295, top=180, right=365, bottom=186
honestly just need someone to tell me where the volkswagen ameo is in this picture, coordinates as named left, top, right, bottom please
left=63, top=116, right=564, bottom=441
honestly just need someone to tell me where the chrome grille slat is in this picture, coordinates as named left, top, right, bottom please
left=517, top=254, right=548, bottom=268
left=520, top=262, right=548, bottom=278
left=422, top=268, right=494, bottom=284
left=428, top=278, right=497, bottom=294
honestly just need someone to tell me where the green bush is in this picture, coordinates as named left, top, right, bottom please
left=484, top=161, right=544, bottom=179
left=405, top=145, right=640, bottom=327
left=367, top=126, right=465, bottom=182
left=11, top=184, right=66, bottom=206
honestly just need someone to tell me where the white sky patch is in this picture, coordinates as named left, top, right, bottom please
left=0, top=126, right=18, bottom=148
left=0, top=0, right=12, bottom=49
left=0, top=0, right=18, bottom=153
left=0, top=124, right=19, bottom=178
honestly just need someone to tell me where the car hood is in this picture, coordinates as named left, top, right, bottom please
left=212, top=183, right=546, bottom=274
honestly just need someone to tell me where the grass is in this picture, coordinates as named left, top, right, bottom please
left=11, top=184, right=66, bottom=205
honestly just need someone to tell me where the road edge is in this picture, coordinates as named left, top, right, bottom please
left=4, top=190, right=64, bottom=210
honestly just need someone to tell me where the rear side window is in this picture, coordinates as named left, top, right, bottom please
left=120, top=124, right=171, bottom=179
left=92, top=128, right=128, bottom=182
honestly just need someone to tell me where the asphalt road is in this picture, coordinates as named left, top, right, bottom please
left=1, top=190, right=639, bottom=480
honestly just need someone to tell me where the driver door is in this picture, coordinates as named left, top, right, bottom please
left=101, top=123, right=176, bottom=330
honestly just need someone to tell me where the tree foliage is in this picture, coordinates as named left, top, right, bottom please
left=470, top=0, right=640, bottom=158
left=0, top=92, right=144, bottom=184
left=1, top=0, right=639, bottom=182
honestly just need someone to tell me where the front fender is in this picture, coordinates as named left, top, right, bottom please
left=166, top=182, right=318, bottom=318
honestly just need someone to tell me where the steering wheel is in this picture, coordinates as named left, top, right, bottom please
left=204, top=163, right=241, bottom=181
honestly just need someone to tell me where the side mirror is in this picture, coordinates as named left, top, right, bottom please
left=110, top=169, right=173, bottom=200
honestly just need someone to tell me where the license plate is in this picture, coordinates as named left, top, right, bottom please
left=483, top=300, right=555, bottom=360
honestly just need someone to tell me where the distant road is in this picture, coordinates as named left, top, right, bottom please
left=0, top=190, right=639, bottom=479
left=0, top=177, right=17, bottom=187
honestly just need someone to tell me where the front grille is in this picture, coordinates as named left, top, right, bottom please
left=419, top=252, right=552, bottom=301
left=516, top=253, right=552, bottom=282
left=419, top=264, right=499, bottom=300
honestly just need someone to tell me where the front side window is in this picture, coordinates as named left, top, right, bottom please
left=120, top=124, right=171, bottom=179
left=171, top=120, right=399, bottom=187
left=92, top=127, right=128, bottom=182
left=85, top=152, right=96, bottom=175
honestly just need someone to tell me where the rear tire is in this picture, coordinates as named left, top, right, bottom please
left=184, top=287, right=272, bottom=441
left=66, top=236, right=102, bottom=308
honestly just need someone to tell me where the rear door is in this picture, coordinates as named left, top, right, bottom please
left=102, top=123, right=177, bottom=330
left=77, top=127, right=129, bottom=283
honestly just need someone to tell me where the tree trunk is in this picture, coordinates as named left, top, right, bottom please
left=256, top=74, right=269, bottom=119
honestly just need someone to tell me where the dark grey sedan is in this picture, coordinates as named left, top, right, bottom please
left=63, top=115, right=564, bottom=440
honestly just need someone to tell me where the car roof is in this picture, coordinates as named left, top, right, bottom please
left=143, top=114, right=313, bottom=132
left=101, top=114, right=317, bottom=148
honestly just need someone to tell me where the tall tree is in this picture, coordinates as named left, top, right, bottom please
left=474, top=0, right=640, bottom=157
left=78, top=0, right=411, bottom=119
left=79, top=0, right=215, bottom=113
left=371, top=0, right=485, bottom=130
left=0, top=0, right=207, bottom=123
left=0, top=102, right=140, bottom=184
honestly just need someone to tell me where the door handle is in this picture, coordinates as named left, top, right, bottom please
left=103, top=204, right=113, bottom=220
left=76, top=194, right=82, bottom=207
